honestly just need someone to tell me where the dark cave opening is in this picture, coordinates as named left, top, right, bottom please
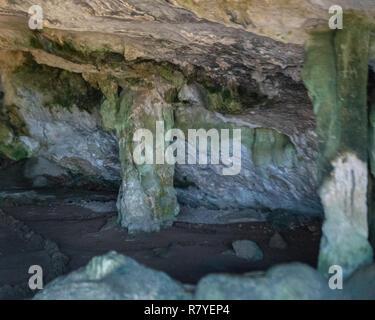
left=0, top=128, right=322, bottom=300
left=0, top=0, right=374, bottom=302
left=0, top=51, right=323, bottom=300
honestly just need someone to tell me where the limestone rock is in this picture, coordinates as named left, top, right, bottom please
left=174, top=104, right=321, bottom=215
left=171, top=0, right=375, bottom=44
left=232, top=240, right=263, bottom=262
left=24, top=157, right=66, bottom=187
left=195, top=263, right=336, bottom=300
left=0, top=1, right=335, bottom=225
left=0, top=55, right=122, bottom=186
left=0, top=1, right=373, bottom=117
left=178, top=83, right=207, bottom=107
left=34, top=251, right=192, bottom=300
left=0, top=1, right=309, bottom=103
left=302, top=17, right=374, bottom=278
left=318, top=154, right=373, bottom=278
left=0, top=1, right=372, bottom=251
left=110, top=84, right=179, bottom=233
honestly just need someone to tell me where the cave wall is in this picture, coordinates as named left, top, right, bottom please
left=0, top=46, right=321, bottom=232
left=174, top=91, right=319, bottom=214
left=0, top=0, right=373, bottom=249
left=0, top=51, right=121, bottom=189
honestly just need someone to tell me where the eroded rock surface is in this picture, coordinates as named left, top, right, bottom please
left=195, top=263, right=336, bottom=300
left=303, top=14, right=374, bottom=278
left=112, top=84, right=179, bottom=232
left=0, top=46, right=321, bottom=231
left=232, top=240, right=263, bottom=262
left=0, top=0, right=373, bottom=265
left=30, top=249, right=375, bottom=300
left=0, top=51, right=121, bottom=187
left=174, top=101, right=320, bottom=214
left=34, top=251, right=192, bottom=300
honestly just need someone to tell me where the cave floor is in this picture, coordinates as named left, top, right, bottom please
left=0, top=202, right=322, bottom=299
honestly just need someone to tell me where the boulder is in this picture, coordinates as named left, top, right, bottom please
left=34, top=251, right=192, bottom=300
left=195, top=263, right=337, bottom=300
left=232, top=240, right=263, bottom=261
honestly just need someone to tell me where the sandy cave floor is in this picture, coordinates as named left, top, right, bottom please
left=0, top=195, right=322, bottom=299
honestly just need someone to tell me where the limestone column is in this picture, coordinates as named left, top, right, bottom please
left=303, top=14, right=374, bottom=278
left=99, top=77, right=179, bottom=233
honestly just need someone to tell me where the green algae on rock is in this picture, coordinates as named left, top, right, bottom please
left=12, top=53, right=102, bottom=113
left=97, top=77, right=179, bottom=233
left=0, top=96, right=30, bottom=161
left=0, top=122, right=29, bottom=161
left=34, top=251, right=192, bottom=300
left=303, top=14, right=374, bottom=278
left=174, top=103, right=320, bottom=214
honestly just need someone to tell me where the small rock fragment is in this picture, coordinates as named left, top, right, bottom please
left=232, top=240, right=263, bottom=261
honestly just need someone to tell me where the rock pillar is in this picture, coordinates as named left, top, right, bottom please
left=303, top=15, right=374, bottom=278
left=100, top=79, right=179, bottom=233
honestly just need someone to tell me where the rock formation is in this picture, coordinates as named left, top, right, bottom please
left=0, top=0, right=374, bottom=283
left=303, top=12, right=374, bottom=278
left=34, top=251, right=375, bottom=300
left=34, top=251, right=192, bottom=300
left=0, top=0, right=323, bottom=233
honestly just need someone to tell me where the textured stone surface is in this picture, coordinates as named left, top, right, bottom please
left=24, top=157, right=66, bottom=187
left=0, top=0, right=374, bottom=300
left=232, top=240, right=263, bottom=261
left=0, top=48, right=321, bottom=230
left=0, top=2, right=311, bottom=232
left=303, top=14, right=374, bottom=278
left=34, top=251, right=192, bottom=300
left=195, top=263, right=336, bottom=300
left=368, top=54, right=375, bottom=251
left=174, top=102, right=320, bottom=214
left=4, top=1, right=371, bottom=109
left=171, top=0, right=375, bottom=44
left=0, top=0, right=309, bottom=104
left=0, top=1, right=372, bottom=241
left=0, top=51, right=121, bottom=186
left=30, top=249, right=375, bottom=300
left=94, top=73, right=180, bottom=232
left=113, top=85, right=179, bottom=233
left=318, top=154, right=373, bottom=278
